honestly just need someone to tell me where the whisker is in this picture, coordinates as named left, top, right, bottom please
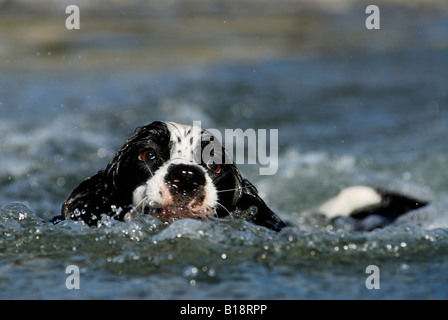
left=216, top=185, right=253, bottom=194
left=134, top=194, right=149, bottom=212
left=142, top=161, right=155, bottom=177
left=214, top=201, right=232, bottom=217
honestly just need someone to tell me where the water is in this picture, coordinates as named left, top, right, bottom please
left=1, top=3, right=448, bottom=299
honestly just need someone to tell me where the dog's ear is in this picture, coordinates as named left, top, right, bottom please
left=60, top=170, right=112, bottom=225
left=238, top=179, right=287, bottom=232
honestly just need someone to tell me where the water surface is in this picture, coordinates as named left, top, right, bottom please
left=0, top=3, right=447, bottom=299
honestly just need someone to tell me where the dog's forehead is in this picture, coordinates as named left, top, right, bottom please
left=165, top=122, right=203, bottom=161
left=165, top=122, right=201, bottom=143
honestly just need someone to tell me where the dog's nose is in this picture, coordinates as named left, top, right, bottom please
left=165, top=164, right=206, bottom=196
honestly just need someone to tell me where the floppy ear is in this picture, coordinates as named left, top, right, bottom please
left=60, top=170, right=113, bottom=225
left=238, top=179, right=287, bottom=232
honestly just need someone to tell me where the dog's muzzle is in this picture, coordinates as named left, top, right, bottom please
left=165, top=164, right=206, bottom=200
left=139, top=163, right=214, bottom=221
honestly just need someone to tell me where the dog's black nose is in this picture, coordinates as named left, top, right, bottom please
left=165, top=164, right=206, bottom=196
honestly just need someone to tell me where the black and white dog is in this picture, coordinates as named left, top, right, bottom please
left=55, top=121, right=286, bottom=231
left=54, top=121, right=427, bottom=232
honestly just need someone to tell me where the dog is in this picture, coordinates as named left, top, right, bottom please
left=53, top=121, right=428, bottom=232
left=54, top=121, right=286, bottom=231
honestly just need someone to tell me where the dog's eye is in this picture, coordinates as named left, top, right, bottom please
left=138, top=149, right=156, bottom=161
left=206, top=159, right=222, bottom=174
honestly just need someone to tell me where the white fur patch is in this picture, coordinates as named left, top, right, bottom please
left=166, top=121, right=202, bottom=162
left=319, top=186, right=382, bottom=218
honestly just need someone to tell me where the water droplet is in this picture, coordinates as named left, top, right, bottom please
left=207, top=268, right=216, bottom=277
left=56, top=177, right=66, bottom=187
left=97, top=148, right=107, bottom=158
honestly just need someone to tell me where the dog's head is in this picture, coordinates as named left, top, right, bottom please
left=60, top=121, right=286, bottom=231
